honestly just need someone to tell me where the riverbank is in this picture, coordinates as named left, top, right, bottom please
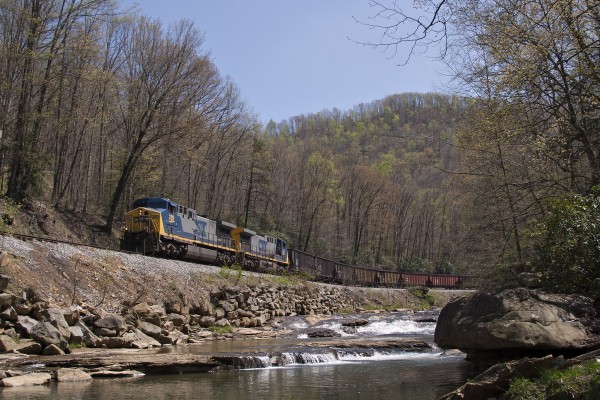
left=0, top=235, right=472, bottom=386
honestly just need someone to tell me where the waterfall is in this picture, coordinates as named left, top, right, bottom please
left=278, top=351, right=339, bottom=365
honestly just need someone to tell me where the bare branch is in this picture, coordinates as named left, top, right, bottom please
left=349, top=0, right=451, bottom=65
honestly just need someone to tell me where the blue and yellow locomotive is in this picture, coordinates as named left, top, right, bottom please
left=120, top=197, right=288, bottom=271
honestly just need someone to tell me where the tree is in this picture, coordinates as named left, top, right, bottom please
left=104, top=18, right=218, bottom=233
left=2, top=0, right=113, bottom=203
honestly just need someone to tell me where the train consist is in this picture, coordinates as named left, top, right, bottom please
left=121, top=197, right=288, bottom=271
left=121, top=197, right=471, bottom=289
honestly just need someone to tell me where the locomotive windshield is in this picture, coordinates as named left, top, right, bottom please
left=132, top=198, right=169, bottom=210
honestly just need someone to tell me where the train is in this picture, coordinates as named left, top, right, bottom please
left=120, top=197, right=288, bottom=271
left=121, top=197, right=471, bottom=289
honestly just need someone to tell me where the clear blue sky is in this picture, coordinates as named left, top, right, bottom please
left=124, top=1, right=445, bottom=124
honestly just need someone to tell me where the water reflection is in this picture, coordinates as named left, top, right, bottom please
left=0, top=356, right=471, bottom=400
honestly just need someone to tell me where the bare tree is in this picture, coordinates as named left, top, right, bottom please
left=104, top=18, right=219, bottom=232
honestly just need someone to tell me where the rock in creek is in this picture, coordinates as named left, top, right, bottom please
left=54, top=368, right=92, bottom=382
left=306, top=328, right=341, bottom=338
left=434, top=288, right=600, bottom=364
left=1, top=372, right=51, bottom=387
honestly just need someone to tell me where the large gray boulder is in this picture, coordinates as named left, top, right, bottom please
left=30, top=322, right=69, bottom=350
left=137, top=321, right=161, bottom=339
left=434, top=288, right=599, bottom=362
left=41, top=307, right=71, bottom=341
left=75, top=321, right=100, bottom=347
left=16, top=315, right=38, bottom=336
left=94, top=314, right=127, bottom=333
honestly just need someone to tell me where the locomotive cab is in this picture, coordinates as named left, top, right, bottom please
left=121, top=198, right=175, bottom=254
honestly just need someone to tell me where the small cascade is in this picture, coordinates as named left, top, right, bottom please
left=277, top=351, right=339, bottom=365
left=213, top=355, right=272, bottom=369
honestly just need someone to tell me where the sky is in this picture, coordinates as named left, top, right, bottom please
left=124, top=1, right=446, bottom=124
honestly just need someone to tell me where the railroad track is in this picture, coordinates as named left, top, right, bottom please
left=1, top=232, right=473, bottom=290
left=0, top=232, right=127, bottom=254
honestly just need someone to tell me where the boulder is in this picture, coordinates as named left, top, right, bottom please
left=13, top=340, right=42, bottom=355
left=159, top=330, right=188, bottom=345
left=41, top=307, right=71, bottom=340
left=30, top=321, right=68, bottom=350
left=199, top=316, right=216, bottom=328
left=1, top=372, right=51, bottom=387
left=16, top=315, right=37, bottom=336
left=93, top=327, right=118, bottom=337
left=94, top=314, right=127, bottom=333
left=0, top=306, right=17, bottom=321
left=190, top=291, right=213, bottom=315
left=340, top=318, right=369, bottom=327
left=131, top=302, right=166, bottom=317
left=0, top=335, right=16, bottom=352
left=42, top=343, right=65, bottom=356
left=62, top=306, right=80, bottom=326
left=167, top=313, right=188, bottom=327
left=55, top=368, right=92, bottom=382
left=68, top=325, right=84, bottom=346
left=130, top=329, right=161, bottom=349
left=434, top=288, right=599, bottom=363
left=0, top=292, right=16, bottom=307
left=14, top=303, right=31, bottom=316
left=99, top=335, right=134, bottom=348
left=75, top=321, right=100, bottom=347
left=137, top=321, right=161, bottom=339
left=306, top=328, right=341, bottom=338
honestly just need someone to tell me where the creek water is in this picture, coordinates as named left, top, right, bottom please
left=0, top=313, right=475, bottom=399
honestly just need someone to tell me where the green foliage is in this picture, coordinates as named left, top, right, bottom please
left=505, top=377, right=545, bottom=400
left=208, top=324, right=233, bottom=335
left=532, top=188, right=600, bottom=296
left=505, top=360, right=600, bottom=400
left=407, top=286, right=435, bottom=308
left=218, top=264, right=243, bottom=283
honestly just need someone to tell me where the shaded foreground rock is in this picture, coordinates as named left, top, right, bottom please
left=439, top=355, right=559, bottom=400
left=434, top=288, right=600, bottom=364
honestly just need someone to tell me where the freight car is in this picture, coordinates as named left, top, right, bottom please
left=120, top=197, right=288, bottom=271
left=288, top=249, right=470, bottom=289
left=121, top=197, right=470, bottom=289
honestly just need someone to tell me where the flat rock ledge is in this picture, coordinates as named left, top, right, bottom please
left=0, top=338, right=430, bottom=377
left=300, top=338, right=431, bottom=351
left=1, top=349, right=221, bottom=375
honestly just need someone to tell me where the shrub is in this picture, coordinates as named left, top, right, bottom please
left=532, top=187, right=600, bottom=296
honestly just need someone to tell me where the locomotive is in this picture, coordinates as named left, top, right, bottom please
left=120, top=197, right=288, bottom=271
left=121, top=197, right=471, bottom=289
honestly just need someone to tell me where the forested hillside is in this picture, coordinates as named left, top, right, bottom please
left=2, top=0, right=599, bottom=291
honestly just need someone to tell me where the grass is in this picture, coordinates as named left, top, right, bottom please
left=218, top=264, right=243, bottom=283
left=207, top=324, right=233, bottom=335
left=505, top=360, right=600, bottom=400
